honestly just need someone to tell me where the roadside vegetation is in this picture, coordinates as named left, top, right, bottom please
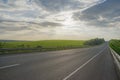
left=0, top=38, right=105, bottom=55
left=109, top=39, right=120, bottom=55
left=84, top=38, right=105, bottom=46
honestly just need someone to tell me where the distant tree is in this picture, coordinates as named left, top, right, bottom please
left=84, top=38, right=105, bottom=46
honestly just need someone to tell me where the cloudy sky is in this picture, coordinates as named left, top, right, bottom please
left=0, top=0, right=120, bottom=40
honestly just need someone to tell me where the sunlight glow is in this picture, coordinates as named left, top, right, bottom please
left=62, top=13, right=76, bottom=26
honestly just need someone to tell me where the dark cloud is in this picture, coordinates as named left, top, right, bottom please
left=0, top=21, right=31, bottom=32
left=35, top=0, right=82, bottom=12
left=0, top=0, right=8, bottom=4
left=0, top=26, right=29, bottom=31
left=73, top=0, right=120, bottom=27
left=39, top=21, right=63, bottom=27
left=0, top=0, right=17, bottom=9
left=0, top=19, right=19, bottom=23
left=28, top=21, right=63, bottom=27
left=0, top=20, right=62, bottom=33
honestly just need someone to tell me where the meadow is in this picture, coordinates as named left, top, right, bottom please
left=0, top=39, right=105, bottom=55
left=109, top=39, right=120, bottom=55
left=0, top=40, right=85, bottom=48
left=0, top=40, right=86, bottom=54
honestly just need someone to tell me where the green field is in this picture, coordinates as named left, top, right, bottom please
left=0, top=40, right=85, bottom=48
left=0, top=39, right=105, bottom=55
left=109, top=39, right=120, bottom=55
left=0, top=40, right=86, bottom=54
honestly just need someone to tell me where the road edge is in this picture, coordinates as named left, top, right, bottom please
left=109, top=47, right=120, bottom=79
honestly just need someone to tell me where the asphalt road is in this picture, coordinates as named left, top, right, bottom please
left=0, top=43, right=119, bottom=80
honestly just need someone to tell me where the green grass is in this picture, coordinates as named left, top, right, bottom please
left=0, top=39, right=105, bottom=55
left=0, top=40, right=86, bottom=54
left=109, top=39, right=120, bottom=55
left=1, top=40, right=85, bottom=48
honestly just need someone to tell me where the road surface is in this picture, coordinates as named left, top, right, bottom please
left=0, top=43, right=119, bottom=80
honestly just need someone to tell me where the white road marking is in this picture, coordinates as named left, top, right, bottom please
left=63, top=47, right=106, bottom=80
left=0, top=64, right=20, bottom=69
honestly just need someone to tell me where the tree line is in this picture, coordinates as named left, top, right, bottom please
left=84, top=38, right=105, bottom=46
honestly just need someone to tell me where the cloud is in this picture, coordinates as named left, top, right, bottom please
left=73, top=0, right=120, bottom=27
left=35, top=0, right=83, bottom=12
left=0, top=0, right=120, bottom=40
left=0, top=19, right=63, bottom=36
left=0, top=21, right=30, bottom=32
left=39, top=21, right=63, bottom=27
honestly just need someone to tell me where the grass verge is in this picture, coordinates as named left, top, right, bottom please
left=109, top=39, right=120, bottom=55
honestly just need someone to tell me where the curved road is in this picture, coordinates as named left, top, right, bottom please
left=0, top=43, right=119, bottom=80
